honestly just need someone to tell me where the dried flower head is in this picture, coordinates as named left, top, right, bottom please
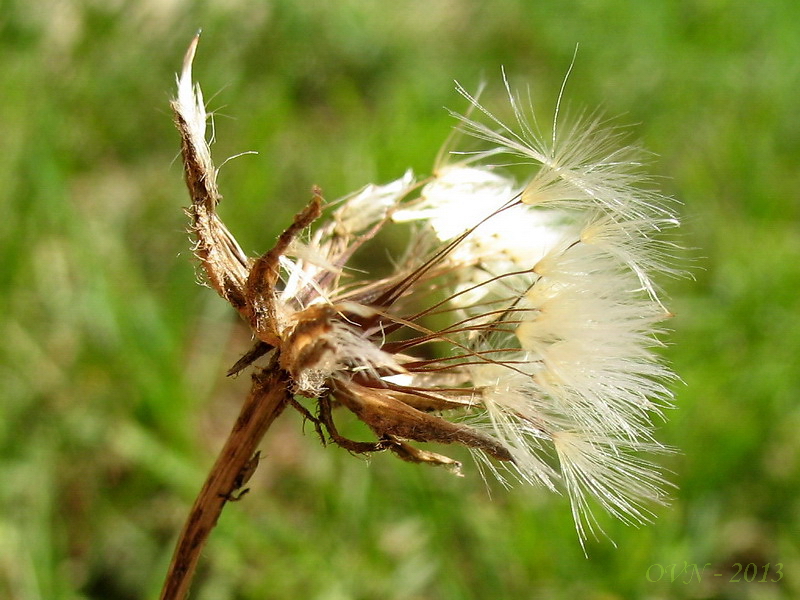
left=172, top=36, right=681, bottom=546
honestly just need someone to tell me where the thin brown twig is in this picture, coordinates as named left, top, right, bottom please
left=159, top=365, right=291, bottom=600
left=165, top=36, right=301, bottom=598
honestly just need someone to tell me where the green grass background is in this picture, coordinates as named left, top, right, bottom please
left=2, top=1, right=799, bottom=599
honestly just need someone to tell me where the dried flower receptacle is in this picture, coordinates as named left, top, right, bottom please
left=169, top=33, right=682, bottom=581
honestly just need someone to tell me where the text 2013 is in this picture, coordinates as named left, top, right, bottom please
left=646, top=562, right=783, bottom=584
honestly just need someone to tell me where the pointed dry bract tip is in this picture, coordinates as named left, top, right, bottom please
left=173, top=32, right=211, bottom=165
left=176, top=32, right=204, bottom=128
left=182, top=31, right=201, bottom=83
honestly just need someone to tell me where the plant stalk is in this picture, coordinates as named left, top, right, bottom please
left=159, top=365, right=290, bottom=600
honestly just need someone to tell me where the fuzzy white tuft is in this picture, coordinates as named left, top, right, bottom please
left=392, top=76, right=680, bottom=543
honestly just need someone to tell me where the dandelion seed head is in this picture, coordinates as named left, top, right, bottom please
left=174, top=44, right=682, bottom=546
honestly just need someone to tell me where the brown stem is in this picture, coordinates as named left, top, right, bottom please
left=159, top=365, right=291, bottom=600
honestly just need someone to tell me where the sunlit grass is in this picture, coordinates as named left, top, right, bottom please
left=2, top=1, right=799, bottom=598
